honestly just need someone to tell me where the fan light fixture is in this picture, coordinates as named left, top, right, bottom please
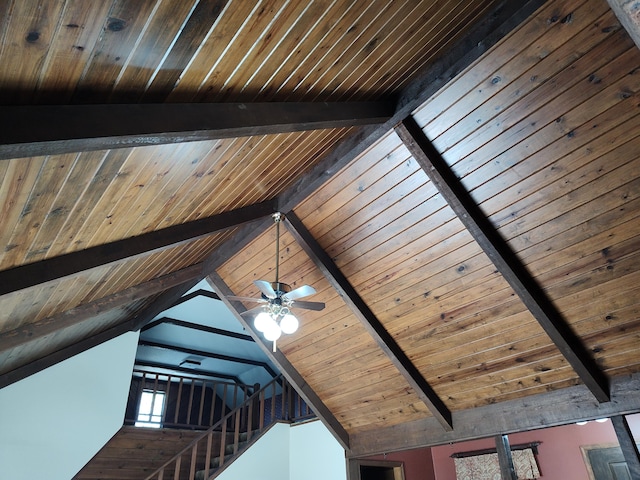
left=227, top=213, right=325, bottom=351
left=253, top=213, right=303, bottom=350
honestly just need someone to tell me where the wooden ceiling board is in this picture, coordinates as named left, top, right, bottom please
left=217, top=225, right=436, bottom=431
left=5, top=0, right=640, bottom=461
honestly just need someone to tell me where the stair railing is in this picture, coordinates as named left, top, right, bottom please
left=126, top=370, right=254, bottom=430
left=144, top=374, right=314, bottom=480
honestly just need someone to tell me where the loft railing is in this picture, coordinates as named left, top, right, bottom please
left=125, top=369, right=256, bottom=430
left=144, top=374, right=314, bottom=480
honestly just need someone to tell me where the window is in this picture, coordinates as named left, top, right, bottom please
left=135, top=389, right=166, bottom=428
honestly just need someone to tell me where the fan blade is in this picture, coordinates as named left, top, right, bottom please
left=254, top=280, right=277, bottom=299
left=240, top=305, right=265, bottom=317
left=226, top=295, right=267, bottom=304
left=291, top=300, right=325, bottom=311
left=282, top=285, right=316, bottom=301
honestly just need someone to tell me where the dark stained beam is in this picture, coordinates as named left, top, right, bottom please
left=129, top=279, right=201, bottom=331
left=0, top=319, right=136, bottom=389
left=394, top=116, right=610, bottom=403
left=170, top=289, right=220, bottom=308
left=134, top=360, right=243, bottom=385
left=611, top=415, right=640, bottom=478
left=142, top=316, right=255, bottom=342
left=206, top=272, right=351, bottom=450
left=348, top=372, right=640, bottom=457
left=0, top=200, right=276, bottom=298
left=495, top=435, right=517, bottom=480
left=138, top=339, right=277, bottom=377
left=0, top=102, right=394, bottom=160
left=0, top=264, right=204, bottom=353
left=284, top=211, right=453, bottom=431
left=205, top=0, right=548, bottom=271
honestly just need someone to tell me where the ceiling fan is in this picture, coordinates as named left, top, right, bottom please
left=227, top=212, right=325, bottom=350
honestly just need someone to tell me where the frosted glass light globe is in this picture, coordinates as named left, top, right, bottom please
left=263, top=321, right=282, bottom=341
left=254, top=311, right=271, bottom=332
left=280, top=314, right=299, bottom=334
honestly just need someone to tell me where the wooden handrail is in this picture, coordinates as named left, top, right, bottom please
left=144, top=374, right=314, bottom=480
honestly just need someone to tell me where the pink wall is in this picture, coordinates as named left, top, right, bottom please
left=368, top=446, right=436, bottom=480
left=431, top=414, right=640, bottom=480
left=363, top=414, right=640, bottom=480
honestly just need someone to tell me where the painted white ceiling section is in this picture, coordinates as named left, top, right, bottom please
left=0, top=331, right=139, bottom=480
left=138, top=278, right=278, bottom=387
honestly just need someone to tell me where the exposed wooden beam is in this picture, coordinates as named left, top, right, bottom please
left=284, top=212, right=453, bottom=431
left=206, top=271, right=351, bottom=450
left=170, top=289, right=220, bottom=308
left=0, top=102, right=394, bottom=160
left=0, top=274, right=200, bottom=388
left=606, top=0, right=640, bottom=50
left=142, top=316, right=255, bottom=342
left=138, top=340, right=277, bottom=377
left=0, top=264, right=204, bottom=353
left=611, top=415, right=640, bottom=478
left=130, top=279, right=201, bottom=331
left=0, top=320, right=137, bottom=389
left=348, top=372, right=640, bottom=457
left=134, top=360, right=243, bottom=385
left=394, top=116, right=610, bottom=403
left=0, top=200, right=276, bottom=298
left=495, top=435, right=517, bottom=480
left=206, top=0, right=546, bottom=271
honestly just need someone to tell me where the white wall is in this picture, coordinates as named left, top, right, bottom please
left=218, top=422, right=291, bottom=479
left=0, top=331, right=139, bottom=480
left=290, top=420, right=347, bottom=480
left=217, top=420, right=347, bottom=480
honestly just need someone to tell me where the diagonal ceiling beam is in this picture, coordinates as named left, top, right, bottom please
left=0, top=273, right=201, bottom=388
left=394, top=116, right=610, bottom=402
left=348, top=372, right=640, bottom=457
left=0, top=264, right=204, bottom=353
left=284, top=211, right=453, bottom=431
left=170, top=289, right=220, bottom=308
left=205, top=271, right=351, bottom=450
left=0, top=199, right=277, bottom=298
left=138, top=340, right=277, bottom=377
left=0, top=101, right=394, bottom=160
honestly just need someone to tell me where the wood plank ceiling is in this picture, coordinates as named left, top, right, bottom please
left=1, top=0, right=640, bottom=461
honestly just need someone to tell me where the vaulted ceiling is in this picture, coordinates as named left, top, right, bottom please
left=1, top=0, right=640, bottom=459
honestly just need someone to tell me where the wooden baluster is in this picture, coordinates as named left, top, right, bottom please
left=233, top=407, right=241, bottom=454
left=162, top=375, right=172, bottom=425
left=157, top=468, right=164, bottom=480
left=174, top=379, right=183, bottom=425
left=287, top=382, right=294, bottom=421
left=203, top=431, right=213, bottom=480
left=219, top=412, right=228, bottom=467
left=221, top=383, right=228, bottom=424
left=173, top=454, right=181, bottom=480
left=259, top=389, right=265, bottom=431
left=208, top=382, right=217, bottom=427
left=188, top=443, right=198, bottom=480
left=271, top=381, right=276, bottom=422
left=247, top=397, right=253, bottom=442
left=198, top=379, right=206, bottom=426
left=186, top=378, right=195, bottom=426
left=150, top=374, right=160, bottom=424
